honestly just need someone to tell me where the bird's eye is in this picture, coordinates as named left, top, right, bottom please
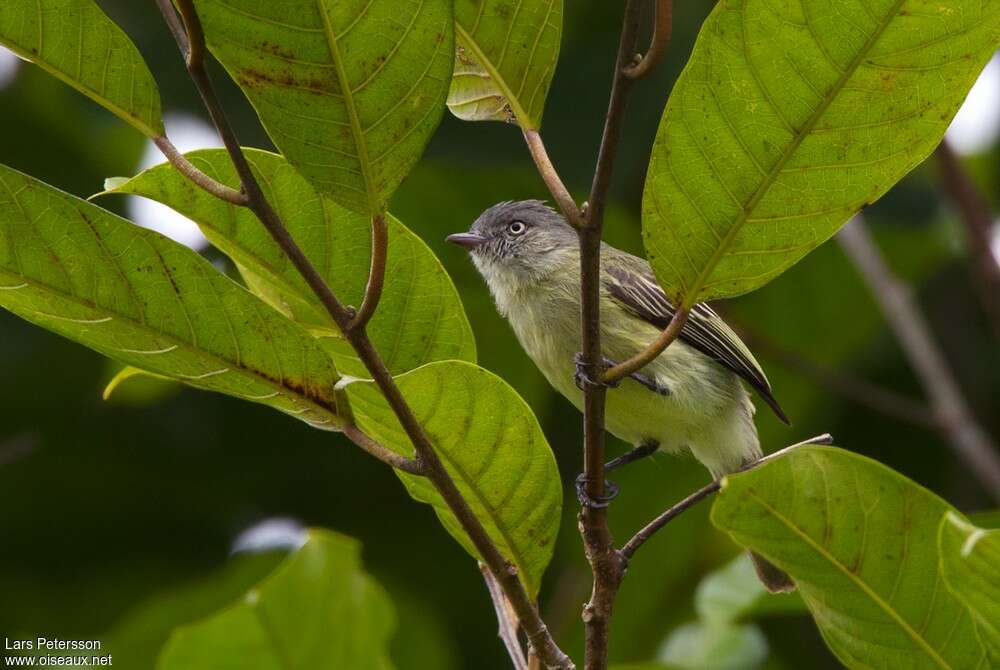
left=508, top=221, right=526, bottom=235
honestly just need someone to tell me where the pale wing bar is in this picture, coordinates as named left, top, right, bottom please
left=604, top=266, right=790, bottom=424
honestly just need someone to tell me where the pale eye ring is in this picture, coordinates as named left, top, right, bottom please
left=508, top=221, right=526, bottom=235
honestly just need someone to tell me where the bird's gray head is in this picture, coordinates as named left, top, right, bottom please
left=446, top=200, right=576, bottom=293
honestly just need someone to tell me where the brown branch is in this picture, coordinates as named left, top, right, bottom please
left=623, top=0, right=673, bottom=80
left=480, top=562, right=529, bottom=670
left=935, top=140, right=1000, bottom=345
left=620, top=434, right=834, bottom=560
left=349, top=213, right=388, bottom=331
left=157, top=3, right=574, bottom=667
left=522, top=129, right=584, bottom=228
left=576, top=1, right=649, bottom=668
left=341, top=424, right=423, bottom=475
left=838, top=216, right=1000, bottom=501
left=735, top=325, right=940, bottom=429
left=602, top=307, right=689, bottom=384
left=153, top=136, right=247, bottom=205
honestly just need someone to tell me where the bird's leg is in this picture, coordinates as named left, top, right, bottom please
left=573, top=354, right=671, bottom=395
left=605, top=440, right=659, bottom=471
left=574, top=441, right=659, bottom=508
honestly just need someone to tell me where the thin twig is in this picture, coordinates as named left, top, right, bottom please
left=157, top=3, right=573, bottom=667
left=935, top=140, right=1000, bottom=345
left=735, top=325, right=940, bottom=429
left=349, top=213, right=389, bottom=331
left=522, top=129, right=583, bottom=228
left=620, top=434, right=834, bottom=560
left=341, top=424, right=423, bottom=475
left=153, top=136, right=247, bottom=204
left=838, top=216, right=1000, bottom=501
left=481, top=562, right=529, bottom=670
left=623, top=0, right=673, bottom=80
left=602, top=307, right=689, bottom=384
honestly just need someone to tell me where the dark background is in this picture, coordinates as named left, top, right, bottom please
left=1, top=1, right=997, bottom=668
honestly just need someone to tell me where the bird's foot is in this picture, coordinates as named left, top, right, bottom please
left=573, top=353, right=618, bottom=390
left=575, top=474, right=619, bottom=509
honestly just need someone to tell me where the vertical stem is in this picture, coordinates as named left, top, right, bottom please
left=579, top=2, right=644, bottom=668
left=838, top=217, right=1000, bottom=501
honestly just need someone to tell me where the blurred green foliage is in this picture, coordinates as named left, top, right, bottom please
left=1, top=1, right=998, bottom=668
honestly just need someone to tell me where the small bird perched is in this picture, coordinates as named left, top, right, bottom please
left=448, top=200, right=794, bottom=592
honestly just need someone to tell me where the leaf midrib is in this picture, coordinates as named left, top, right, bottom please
left=681, top=0, right=908, bottom=308
left=0, top=268, right=341, bottom=421
left=453, top=22, right=535, bottom=129
left=317, top=1, right=380, bottom=214
left=740, top=487, right=954, bottom=669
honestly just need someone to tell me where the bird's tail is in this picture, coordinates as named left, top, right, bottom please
left=749, top=551, right=796, bottom=593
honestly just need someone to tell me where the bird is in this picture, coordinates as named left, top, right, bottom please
left=447, top=200, right=794, bottom=592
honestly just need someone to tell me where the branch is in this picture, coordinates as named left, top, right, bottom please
left=522, top=129, right=584, bottom=228
left=153, top=136, right=247, bottom=205
left=349, top=213, right=389, bottom=331
left=623, top=0, right=673, bottom=80
left=341, top=424, right=423, bottom=475
left=735, top=324, right=940, bottom=429
left=481, top=562, right=529, bottom=670
left=575, top=1, right=656, bottom=668
left=157, top=3, right=573, bottom=667
left=620, top=434, right=834, bottom=560
left=934, top=140, right=1000, bottom=345
left=838, top=216, right=1000, bottom=501
left=602, top=307, right=689, bottom=384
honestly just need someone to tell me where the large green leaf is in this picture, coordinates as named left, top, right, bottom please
left=194, top=0, right=453, bottom=215
left=449, top=0, right=562, bottom=129
left=101, top=148, right=475, bottom=377
left=345, top=360, right=561, bottom=596
left=938, top=512, right=1000, bottom=665
left=0, top=0, right=163, bottom=137
left=0, top=164, right=345, bottom=430
left=643, top=0, right=1000, bottom=305
left=158, top=530, right=395, bottom=670
left=711, top=446, right=988, bottom=669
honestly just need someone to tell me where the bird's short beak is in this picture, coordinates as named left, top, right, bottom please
left=446, top=232, right=487, bottom=250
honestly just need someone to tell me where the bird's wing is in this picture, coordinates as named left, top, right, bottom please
left=604, top=263, right=790, bottom=424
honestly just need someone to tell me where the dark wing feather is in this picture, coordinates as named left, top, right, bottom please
left=604, top=265, right=790, bottom=424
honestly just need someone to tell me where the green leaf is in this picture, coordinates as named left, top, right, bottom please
left=0, top=163, right=345, bottom=430
left=194, top=0, right=453, bottom=215
left=658, top=621, right=767, bottom=670
left=643, top=0, right=1000, bottom=305
left=158, top=530, right=394, bottom=670
left=449, top=0, right=562, bottom=129
left=345, top=360, right=561, bottom=596
left=0, top=0, right=163, bottom=137
left=100, top=148, right=475, bottom=377
left=711, top=446, right=988, bottom=670
left=938, top=512, right=1000, bottom=665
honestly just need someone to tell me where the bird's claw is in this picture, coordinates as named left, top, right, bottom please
left=573, top=352, right=618, bottom=391
left=575, top=473, right=619, bottom=509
